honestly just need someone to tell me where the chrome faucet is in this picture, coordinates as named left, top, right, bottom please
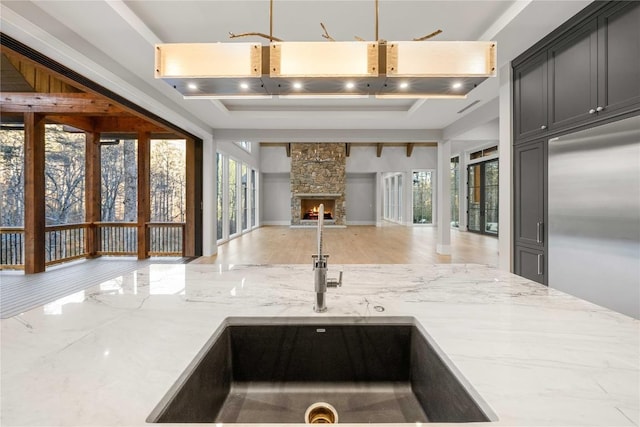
left=312, top=204, right=342, bottom=313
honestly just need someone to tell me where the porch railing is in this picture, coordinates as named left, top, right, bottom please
left=45, top=223, right=88, bottom=266
left=96, top=222, right=138, bottom=255
left=0, top=221, right=185, bottom=270
left=148, top=222, right=185, bottom=256
left=0, top=227, right=24, bottom=269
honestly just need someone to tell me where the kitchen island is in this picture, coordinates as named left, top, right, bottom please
left=1, top=263, right=638, bottom=426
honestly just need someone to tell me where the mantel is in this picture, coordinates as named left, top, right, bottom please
left=294, top=193, right=342, bottom=198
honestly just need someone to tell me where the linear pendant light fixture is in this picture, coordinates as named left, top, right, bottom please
left=154, top=1, right=496, bottom=99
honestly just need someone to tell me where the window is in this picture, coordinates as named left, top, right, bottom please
left=383, top=173, right=404, bottom=224
left=216, top=153, right=224, bottom=241
left=216, top=153, right=259, bottom=242
left=241, top=164, right=248, bottom=231
left=250, top=169, right=257, bottom=228
left=451, top=157, right=460, bottom=228
left=412, top=171, right=434, bottom=224
left=228, top=158, right=237, bottom=236
left=234, top=141, right=252, bottom=153
left=469, top=145, right=497, bottom=160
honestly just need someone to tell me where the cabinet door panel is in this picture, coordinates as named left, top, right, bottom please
left=515, top=246, right=546, bottom=285
left=514, top=141, right=545, bottom=247
left=548, top=20, right=598, bottom=130
left=514, top=51, right=547, bottom=141
left=599, top=2, right=640, bottom=115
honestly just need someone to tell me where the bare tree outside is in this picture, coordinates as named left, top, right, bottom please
left=150, top=140, right=186, bottom=222
left=44, top=126, right=86, bottom=225
left=0, top=129, right=25, bottom=227
left=101, top=140, right=138, bottom=222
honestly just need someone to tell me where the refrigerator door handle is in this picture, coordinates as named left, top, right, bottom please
left=537, top=254, right=544, bottom=275
left=536, top=222, right=544, bottom=243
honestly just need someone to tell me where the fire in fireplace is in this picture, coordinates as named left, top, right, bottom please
left=301, top=199, right=335, bottom=220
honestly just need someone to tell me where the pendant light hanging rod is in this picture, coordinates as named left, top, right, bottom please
left=270, top=0, right=274, bottom=42
left=375, top=0, right=379, bottom=41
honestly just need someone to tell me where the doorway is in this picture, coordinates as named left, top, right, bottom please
left=467, top=159, right=498, bottom=235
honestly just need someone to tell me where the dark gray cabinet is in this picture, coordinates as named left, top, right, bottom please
left=597, top=2, right=640, bottom=117
left=514, top=52, right=548, bottom=141
left=514, top=140, right=546, bottom=248
left=514, top=140, right=547, bottom=285
left=514, top=246, right=546, bottom=284
left=513, top=1, right=640, bottom=144
left=548, top=19, right=598, bottom=131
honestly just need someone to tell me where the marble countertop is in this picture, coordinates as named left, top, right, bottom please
left=1, top=263, right=638, bottom=427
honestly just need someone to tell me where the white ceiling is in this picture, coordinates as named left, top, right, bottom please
left=1, top=0, right=592, bottom=139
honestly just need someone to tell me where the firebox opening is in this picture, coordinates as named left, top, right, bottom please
left=302, top=199, right=335, bottom=220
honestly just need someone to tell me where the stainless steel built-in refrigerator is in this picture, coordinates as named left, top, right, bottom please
left=548, top=115, right=640, bottom=319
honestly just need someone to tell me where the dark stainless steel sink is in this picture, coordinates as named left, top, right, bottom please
left=148, top=317, right=495, bottom=424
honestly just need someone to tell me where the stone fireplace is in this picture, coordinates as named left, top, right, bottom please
left=290, top=143, right=346, bottom=226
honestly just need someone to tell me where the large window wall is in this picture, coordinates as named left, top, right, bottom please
left=412, top=170, right=434, bottom=225
left=216, top=152, right=259, bottom=243
left=383, top=173, right=404, bottom=224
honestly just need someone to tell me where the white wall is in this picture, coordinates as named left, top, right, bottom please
left=260, top=146, right=291, bottom=173
left=260, top=173, right=290, bottom=225
left=346, top=145, right=436, bottom=172
left=346, top=173, right=376, bottom=225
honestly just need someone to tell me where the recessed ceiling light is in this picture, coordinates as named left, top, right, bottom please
left=452, top=82, right=463, bottom=89
left=240, top=82, right=249, bottom=90
left=293, top=82, right=303, bottom=90
left=345, top=82, right=355, bottom=90
left=187, top=83, right=198, bottom=90
left=400, top=82, right=409, bottom=89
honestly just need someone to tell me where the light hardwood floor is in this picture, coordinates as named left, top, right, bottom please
left=194, top=224, right=499, bottom=266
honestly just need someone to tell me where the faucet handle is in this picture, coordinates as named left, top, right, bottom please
left=327, top=271, right=343, bottom=288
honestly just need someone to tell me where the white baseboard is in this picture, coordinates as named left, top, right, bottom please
left=346, top=221, right=376, bottom=226
left=436, top=244, right=452, bottom=255
left=261, top=221, right=290, bottom=226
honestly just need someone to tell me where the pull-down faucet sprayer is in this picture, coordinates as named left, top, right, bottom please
left=312, top=204, right=342, bottom=313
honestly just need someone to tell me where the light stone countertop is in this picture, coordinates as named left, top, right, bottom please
left=1, top=263, right=638, bottom=427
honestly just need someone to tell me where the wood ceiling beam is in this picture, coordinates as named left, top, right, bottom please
left=259, top=142, right=437, bottom=158
left=406, top=143, right=414, bottom=157
left=47, top=115, right=96, bottom=132
left=0, top=92, right=123, bottom=115
left=94, top=116, right=168, bottom=133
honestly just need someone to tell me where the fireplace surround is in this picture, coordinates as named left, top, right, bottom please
left=290, top=143, right=346, bottom=226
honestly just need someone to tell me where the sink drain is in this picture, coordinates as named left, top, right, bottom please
left=305, top=402, right=338, bottom=424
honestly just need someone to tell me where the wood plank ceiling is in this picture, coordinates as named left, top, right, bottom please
left=0, top=48, right=182, bottom=139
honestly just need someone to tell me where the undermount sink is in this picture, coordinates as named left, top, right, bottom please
left=147, top=317, right=495, bottom=424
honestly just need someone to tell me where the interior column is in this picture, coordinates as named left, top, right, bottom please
left=436, top=140, right=452, bottom=255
